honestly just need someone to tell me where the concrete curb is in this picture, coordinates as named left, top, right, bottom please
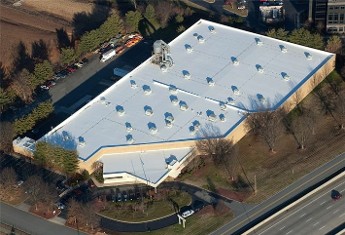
left=243, top=170, right=345, bottom=235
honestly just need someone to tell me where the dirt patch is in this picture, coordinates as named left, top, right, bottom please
left=29, top=203, right=58, bottom=219
left=217, top=188, right=252, bottom=202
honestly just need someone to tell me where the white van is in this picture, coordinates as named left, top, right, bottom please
left=101, top=49, right=116, bottom=62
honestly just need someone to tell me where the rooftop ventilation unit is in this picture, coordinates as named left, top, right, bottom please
left=78, top=136, right=85, bottom=146
left=256, top=64, right=264, bottom=73
left=219, top=102, right=227, bottom=110
left=130, top=80, right=138, bottom=89
left=125, top=122, right=133, bottom=132
left=255, top=38, right=263, bottom=46
left=231, top=57, right=239, bottom=66
left=148, top=122, right=158, bottom=134
left=169, top=85, right=178, bottom=94
left=62, top=131, right=70, bottom=141
left=165, top=113, right=175, bottom=123
left=305, top=52, right=312, bottom=60
left=232, top=86, right=240, bottom=95
left=227, top=97, right=235, bottom=105
left=280, top=45, right=288, bottom=53
left=189, top=126, right=196, bottom=135
left=219, top=114, right=226, bottom=122
left=165, top=120, right=173, bottom=128
left=144, top=105, right=154, bottom=116
left=206, top=77, right=215, bottom=86
left=100, top=96, right=106, bottom=104
left=170, top=95, right=179, bottom=105
left=116, top=105, right=125, bottom=116
left=207, top=110, right=217, bottom=122
left=257, top=94, right=266, bottom=104
left=152, top=40, right=174, bottom=71
left=192, top=120, right=201, bottom=130
left=183, top=70, right=191, bottom=80
left=197, top=35, right=205, bottom=43
left=281, top=72, right=290, bottom=81
left=185, top=44, right=193, bottom=53
left=143, top=85, right=152, bottom=95
left=179, top=101, right=189, bottom=111
left=126, top=134, right=134, bottom=144
left=208, top=25, right=216, bottom=33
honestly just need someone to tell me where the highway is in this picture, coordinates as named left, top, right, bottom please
left=249, top=175, right=345, bottom=235
left=210, top=152, right=345, bottom=235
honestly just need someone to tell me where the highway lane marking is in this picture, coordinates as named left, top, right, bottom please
left=299, top=213, right=306, bottom=218
left=280, top=226, right=285, bottom=230
left=218, top=157, right=345, bottom=235
left=286, top=230, right=293, bottom=234
left=319, top=225, right=325, bottom=230
left=339, top=212, right=345, bottom=218
left=320, top=201, right=327, bottom=205
left=333, top=209, right=339, bottom=214
left=326, top=205, right=333, bottom=210
left=306, top=218, right=312, bottom=222
left=313, top=222, right=320, bottom=227
left=252, top=179, right=345, bottom=235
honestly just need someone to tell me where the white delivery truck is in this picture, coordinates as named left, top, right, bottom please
left=100, top=49, right=116, bottom=62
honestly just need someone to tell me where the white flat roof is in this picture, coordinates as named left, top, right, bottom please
left=43, top=19, right=333, bottom=161
left=101, top=147, right=192, bottom=184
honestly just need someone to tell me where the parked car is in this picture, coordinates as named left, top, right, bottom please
left=55, top=202, right=66, bottom=210
left=17, top=180, right=24, bottom=187
left=181, top=209, right=194, bottom=218
left=116, top=192, right=123, bottom=202
left=66, top=65, right=77, bottom=73
left=331, top=190, right=342, bottom=201
left=74, top=61, right=84, bottom=68
left=53, top=70, right=68, bottom=80
left=128, top=190, right=135, bottom=201
left=123, top=191, right=128, bottom=201
left=40, top=80, right=56, bottom=90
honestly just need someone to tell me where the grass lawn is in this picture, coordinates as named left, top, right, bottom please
left=179, top=81, right=345, bottom=203
left=223, top=4, right=248, bottom=17
left=100, top=191, right=191, bottom=222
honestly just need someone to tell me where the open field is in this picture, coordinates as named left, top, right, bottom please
left=0, top=0, right=95, bottom=68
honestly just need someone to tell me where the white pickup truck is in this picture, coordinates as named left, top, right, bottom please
left=100, top=49, right=116, bottom=62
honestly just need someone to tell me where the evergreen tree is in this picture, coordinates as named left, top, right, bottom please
left=125, top=11, right=142, bottom=32
left=61, top=47, right=77, bottom=65
left=266, top=28, right=288, bottom=41
left=288, top=28, right=324, bottom=50
left=32, top=60, right=54, bottom=87
left=62, top=150, right=79, bottom=177
left=325, top=35, right=342, bottom=54
left=99, top=13, right=124, bottom=42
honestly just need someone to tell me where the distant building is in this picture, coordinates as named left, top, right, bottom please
left=309, top=0, right=345, bottom=33
left=259, top=0, right=285, bottom=24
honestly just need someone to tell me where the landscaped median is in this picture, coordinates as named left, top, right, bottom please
left=98, top=190, right=191, bottom=222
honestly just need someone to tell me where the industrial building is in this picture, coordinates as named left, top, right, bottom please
left=14, top=19, right=335, bottom=188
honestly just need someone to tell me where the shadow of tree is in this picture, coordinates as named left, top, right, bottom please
left=56, top=28, right=71, bottom=50
left=231, top=175, right=250, bottom=191
left=31, top=39, right=49, bottom=63
left=12, top=41, right=35, bottom=73
left=72, top=4, right=111, bottom=38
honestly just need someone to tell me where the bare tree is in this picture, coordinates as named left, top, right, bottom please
left=24, top=175, right=45, bottom=211
left=40, top=182, right=58, bottom=213
left=325, top=35, right=343, bottom=54
left=333, top=89, right=345, bottom=130
left=246, top=108, right=285, bottom=153
left=155, top=1, right=174, bottom=27
left=0, top=167, right=17, bottom=189
left=195, top=124, right=238, bottom=179
left=0, top=122, right=14, bottom=154
left=67, top=199, right=83, bottom=225
left=80, top=203, right=100, bottom=232
left=10, top=69, right=34, bottom=103
left=290, top=110, right=316, bottom=149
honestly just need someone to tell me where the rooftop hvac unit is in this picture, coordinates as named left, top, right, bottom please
left=256, top=64, right=264, bottom=73
left=144, top=106, right=154, bottom=116
left=143, top=85, right=152, bottom=95
left=183, top=70, right=191, bottom=80
left=152, top=40, right=174, bottom=71
left=179, top=101, right=189, bottom=111
left=257, top=94, right=266, bottom=104
left=130, top=80, right=138, bottom=89
left=197, top=35, right=205, bottom=43
left=126, top=134, right=134, bottom=144
left=148, top=122, right=158, bottom=134
left=232, top=57, right=239, bottom=66
left=165, top=120, right=173, bottom=128
left=305, top=52, right=312, bottom=60
left=232, top=86, right=240, bottom=95
left=189, top=126, right=196, bottom=135
left=227, top=97, right=235, bottom=105
left=255, top=38, right=263, bottom=46
left=165, top=113, right=174, bottom=123
left=169, top=85, right=178, bottom=94
left=125, top=122, right=133, bottom=132
left=207, top=110, right=217, bottom=122
left=185, top=44, right=193, bottom=53
left=100, top=96, right=106, bottom=104
left=206, top=77, right=215, bottom=86
left=219, top=114, right=226, bottom=122
left=281, top=72, right=290, bottom=81
left=78, top=136, right=86, bottom=146
left=62, top=131, right=70, bottom=141
left=116, top=105, right=125, bottom=116
left=208, top=25, right=216, bottom=33
left=170, top=95, right=179, bottom=105
left=192, top=120, right=201, bottom=130
left=219, top=102, right=227, bottom=110
left=280, top=45, right=288, bottom=53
